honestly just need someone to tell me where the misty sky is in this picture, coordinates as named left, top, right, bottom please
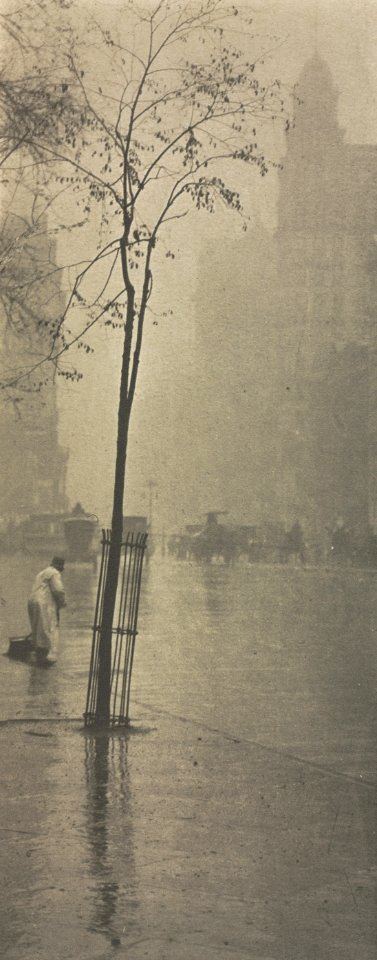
left=56, top=0, right=377, bottom=528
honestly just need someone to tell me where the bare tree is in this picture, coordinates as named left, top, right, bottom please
left=0, top=0, right=291, bottom=721
left=0, top=0, right=78, bottom=168
left=0, top=0, right=82, bottom=399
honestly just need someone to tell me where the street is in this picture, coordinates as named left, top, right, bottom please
left=1, top=556, right=376, bottom=959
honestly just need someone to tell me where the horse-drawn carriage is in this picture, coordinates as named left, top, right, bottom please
left=247, top=520, right=306, bottom=565
left=168, top=514, right=307, bottom=566
left=168, top=513, right=241, bottom=564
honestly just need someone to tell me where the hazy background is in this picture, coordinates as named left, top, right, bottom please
left=57, top=0, right=377, bottom=529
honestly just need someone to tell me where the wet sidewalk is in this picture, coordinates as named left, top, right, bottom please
left=1, top=704, right=376, bottom=960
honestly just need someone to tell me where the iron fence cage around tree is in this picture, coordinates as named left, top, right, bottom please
left=84, top=529, right=148, bottom=727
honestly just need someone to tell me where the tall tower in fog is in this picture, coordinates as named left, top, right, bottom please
left=275, top=53, right=377, bottom=538
left=192, top=53, right=377, bottom=538
left=193, top=219, right=279, bottom=523
left=0, top=213, right=69, bottom=519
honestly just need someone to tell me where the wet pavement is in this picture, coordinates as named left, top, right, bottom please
left=1, top=556, right=377, bottom=958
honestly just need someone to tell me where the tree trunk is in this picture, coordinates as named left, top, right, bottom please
left=95, top=315, right=132, bottom=723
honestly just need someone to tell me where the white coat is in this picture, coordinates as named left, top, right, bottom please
left=28, top=566, right=66, bottom=660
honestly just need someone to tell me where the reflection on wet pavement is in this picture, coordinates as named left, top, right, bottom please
left=1, top=555, right=377, bottom=959
left=1, top=555, right=377, bottom=777
left=84, top=734, right=137, bottom=940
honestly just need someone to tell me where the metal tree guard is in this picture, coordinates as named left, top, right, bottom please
left=84, top=529, right=148, bottom=727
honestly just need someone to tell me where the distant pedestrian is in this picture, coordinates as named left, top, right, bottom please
left=27, top=557, right=66, bottom=665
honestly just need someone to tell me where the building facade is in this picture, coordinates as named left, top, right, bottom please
left=0, top=212, right=68, bottom=521
left=273, top=54, right=376, bottom=541
left=193, top=54, right=377, bottom=543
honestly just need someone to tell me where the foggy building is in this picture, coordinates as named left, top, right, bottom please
left=194, top=54, right=377, bottom=540
left=275, top=53, right=376, bottom=541
left=193, top=218, right=280, bottom=524
left=0, top=213, right=68, bottom=520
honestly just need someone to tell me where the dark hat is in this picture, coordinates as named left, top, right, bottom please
left=52, top=556, right=65, bottom=570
